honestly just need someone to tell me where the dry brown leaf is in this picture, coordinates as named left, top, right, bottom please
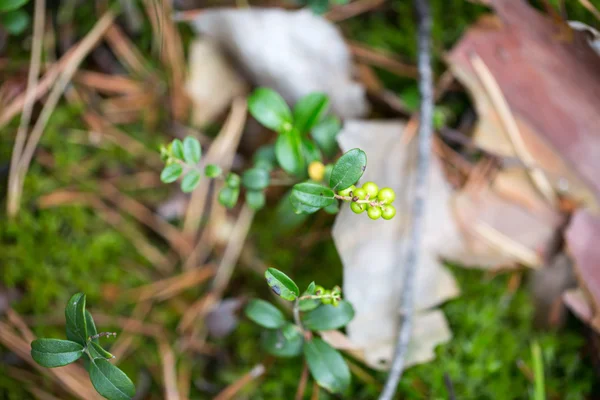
left=447, top=0, right=600, bottom=210
left=332, top=120, right=459, bottom=370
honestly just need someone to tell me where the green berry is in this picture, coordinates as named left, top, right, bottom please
left=378, top=187, right=396, bottom=204
left=338, top=185, right=356, bottom=197
left=353, top=188, right=367, bottom=200
left=350, top=202, right=365, bottom=214
left=332, top=298, right=340, bottom=307
left=382, top=205, right=396, bottom=220
left=321, top=290, right=332, bottom=305
left=367, top=206, right=382, bottom=220
left=362, top=182, right=379, bottom=199
left=314, top=285, right=325, bottom=296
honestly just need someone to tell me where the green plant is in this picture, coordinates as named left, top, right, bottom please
left=160, top=88, right=397, bottom=219
left=0, top=0, right=30, bottom=35
left=245, top=267, right=355, bottom=394
left=30, top=293, right=135, bottom=400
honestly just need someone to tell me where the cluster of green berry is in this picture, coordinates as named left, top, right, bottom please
left=337, top=182, right=396, bottom=220
left=311, top=285, right=342, bottom=307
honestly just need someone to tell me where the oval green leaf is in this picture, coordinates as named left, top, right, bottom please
left=329, top=148, right=367, bottom=191
left=293, top=92, right=329, bottom=134
left=276, top=190, right=309, bottom=231
left=289, top=194, right=321, bottom=215
left=204, top=164, right=222, bottom=178
left=265, top=268, right=299, bottom=301
left=218, top=186, right=239, bottom=209
left=0, top=0, right=29, bottom=12
left=31, top=339, right=84, bottom=368
left=248, top=88, right=293, bottom=132
left=225, top=172, right=241, bottom=189
left=86, top=310, right=98, bottom=344
left=302, top=138, right=322, bottom=164
left=89, top=359, right=136, bottom=400
left=181, top=170, right=201, bottom=193
left=65, top=293, right=88, bottom=345
left=253, top=145, right=277, bottom=172
left=304, top=338, right=351, bottom=394
left=311, top=116, right=341, bottom=158
left=89, top=341, right=115, bottom=360
left=291, top=182, right=335, bottom=210
left=183, top=137, right=201, bottom=164
left=171, top=139, right=185, bottom=160
left=275, top=130, right=305, bottom=177
left=160, top=164, right=183, bottom=183
left=262, top=324, right=303, bottom=358
left=299, top=282, right=320, bottom=312
left=244, top=299, right=286, bottom=329
left=301, top=301, right=355, bottom=331
left=2, top=9, right=29, bottom=35
left=242, top=167, right=270, bottom=191
left=246, top=190, right=266, bottom=210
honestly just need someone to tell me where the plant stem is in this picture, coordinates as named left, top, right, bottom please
left=293, top=298, right=304, bottom=331
left=378, top=0, right=433, bottom=398
left=333, top=194, right=388, bottom=208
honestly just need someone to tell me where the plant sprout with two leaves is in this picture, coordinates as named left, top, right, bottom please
left=160, top=87, right=397, bottom=219
left=30, top=293, right=135, bottom=400
left=245, top=267, right=355, bottom=395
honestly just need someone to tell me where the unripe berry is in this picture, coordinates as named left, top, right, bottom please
left=321, top=290, right=332, bottom=305
left=314, top=285, right=326, bottom=296
left=308, top=161, right=326, bottom=182
left=353, top=188, right=367, bottom=200
left=367, top=206, right=382, bottom=220
left=350, top=202, right=365, bottom=214
left=382, top=205, right=396, bottom=220
left=362, top=182, right=379, bottom=199
left=378, top=187, right=396, bottom=204
left=338, top=185, right=355, bottom=197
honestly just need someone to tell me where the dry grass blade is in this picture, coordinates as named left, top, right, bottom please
left=469, top=53, right=557, bottom=206
left=7, top=0, right=46, bottom=218
left=105, top=23, right=151, bottom=76
left=74, top=70, right=143, bottom=94
left=326, top=0, right=386, bottom=22
left=8, top=10, right=116, bottom=217
left=578, top=0, right=600, bottom=20
left=295, top=363, right=309, bottom=400
left=158, top=337, right=181, bottom=400
left=110, top=301, right=154, bottom=360
left=125, top=266, right=215, bottom=302
left=474, top=222, right=541, bottom=267
left=349, top=41, right=419, bottom=78
left=214, top=363, right=266, bottom=400
left=183, top=97, right=248, bottom=236
left=177, top=358, right=192, bottom=400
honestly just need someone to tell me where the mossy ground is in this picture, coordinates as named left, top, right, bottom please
left=1, top=0, right=599, bottom=398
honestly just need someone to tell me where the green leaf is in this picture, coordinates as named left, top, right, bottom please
left=304, top=338, right=351, bottom=394
left=275, top=190, right=309, bottom=231
left=324, top=201, right=339, bottom=214
left=329, top=148, right=367, bottom=191
left=183, top=137, right=201, bottom=164
left=86, top=311, right=98, bottom=344
left=246, top=190, right=266, bottom=210
left=276, top=130, right=305, bottom=177
left=89, top=341, right=115, bottom=360
left=218, top=186, right=239, bottom=208
left=1, top=9, right=29, bottom=35
left=302, top=138, right=322, bottom=164
left=293, top=93, right=329, bottom=134
left=253, top=145, right=277, bottom=172
left=299, top=282, right=320, bottom=312
left=89, top=358, right=135, bottom=400
left=65, top=293, right=88, bottom=346
left=244, top=299, right=286, bottom=329
left=262, top=324, right=303, bottom=357
left=171, top=139, right=185, bottom=160
left=204, top=164, right=222, bottom=178
left=242, top=167, right=270, bottom=191
left=248, top=88, right=293, bottom=133
left=312, top=116, right=341, bottom=157
left=225, top=172, right=241, bottom=189
left=181, top=170, right=201, bottom=193
left=290, top=194, right=321, bottom=215
left=265, top=268, right=299, bottom=301
left=0, top=0, right=29, bottom=12
left=291, top=182, right=335, bottom=211
left=160, top=164, right=183, bottom=183
left=302, top=301, right=355, bottom=331
left=30, top=339, right=84, bottom=368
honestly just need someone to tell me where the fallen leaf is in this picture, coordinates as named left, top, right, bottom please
left=332, top=120, right=459, bottom=370
left=188, top=8, right=369, bottom=118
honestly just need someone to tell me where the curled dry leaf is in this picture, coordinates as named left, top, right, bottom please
left=187, top=8, right=369, bottom=118
left=332, top=120, right=459, bottom=370
left=447, top=0, right=600, bottom=211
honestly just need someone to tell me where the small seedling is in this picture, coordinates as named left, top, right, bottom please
left=160, top=88, right=396, bottom=220
left=245, top=268, right=354, bottom=394
left=30, top=293, right=135, bottom=400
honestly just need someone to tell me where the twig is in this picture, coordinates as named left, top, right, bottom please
left=213, top=363, right=266, bottom=400
left=7, top=0, right=45, bottom=218
left=378, top=0, right=433, bottom=398
left=295, top=363, right=309, bottom=400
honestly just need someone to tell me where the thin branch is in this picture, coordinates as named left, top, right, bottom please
left=378, top=0, right=433, bottom=398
